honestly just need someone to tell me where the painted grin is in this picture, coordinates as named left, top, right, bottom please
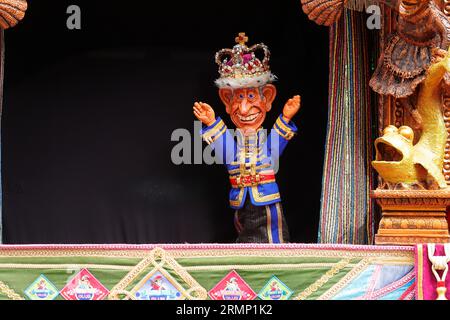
left=236, top=111, right=261, bottom=123
left=402, top=0, right=419, bottom=6
left=400, top=0, right=427, bottom=13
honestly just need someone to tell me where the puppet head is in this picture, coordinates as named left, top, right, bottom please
left=215, top=33, right=277, bottom=133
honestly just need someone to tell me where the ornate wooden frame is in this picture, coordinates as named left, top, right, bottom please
left=373, top=0, right=450, bottom=245
left=378, top=0, right=450, bottom=185
left=301, top=0, right=450, bottom=245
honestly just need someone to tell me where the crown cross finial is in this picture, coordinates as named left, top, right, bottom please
left=235, top=33, right=248, bottom=46
left=215, top=33, right=273, bottom=89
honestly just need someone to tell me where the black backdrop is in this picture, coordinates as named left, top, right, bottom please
left=1, top=0, right=329, bottom=244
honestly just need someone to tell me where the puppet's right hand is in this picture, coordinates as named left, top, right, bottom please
left=193, top=102, right=216, bottom=126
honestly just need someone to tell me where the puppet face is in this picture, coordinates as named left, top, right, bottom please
left=219, top=84, right=276, bottom=134
left=399, top=0, right=429, bottom=16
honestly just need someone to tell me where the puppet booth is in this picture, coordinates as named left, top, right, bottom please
left=0, top=0, right=449, bottom=301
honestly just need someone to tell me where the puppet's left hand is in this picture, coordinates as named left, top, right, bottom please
left=282, top=95, right=301, bottom=122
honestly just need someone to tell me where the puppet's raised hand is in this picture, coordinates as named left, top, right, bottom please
left=193, top=102, right=216, bottom=126
left=282, top=95, right=301, bottom=122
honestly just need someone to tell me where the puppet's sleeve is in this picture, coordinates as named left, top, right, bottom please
left=267, top=114, right=298, bottom=160
left=201, top=117, right=236, bottom=165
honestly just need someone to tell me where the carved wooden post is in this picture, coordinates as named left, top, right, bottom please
left=440, top=0, right=450, bottom=185
left=372, top=0, right=450, bottom=245
left=0, top=0, right=28, bottom=243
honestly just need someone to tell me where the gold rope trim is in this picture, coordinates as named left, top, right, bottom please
left=0, top=248, right=414, bottom=260
left=183, top=263, right=357, bottom=272
left=370, top=257, right=414, bottom=265
left=171, top=249, right=413, bottom=260
left=0, top=280, right=24, bottom=300
left=293, top=258, right=351, bottom=300
left=108, top=247, right=207, bottom=300
left=317, top=258, right=372, bottom=300
left=0, top=263, right=133, bottom=271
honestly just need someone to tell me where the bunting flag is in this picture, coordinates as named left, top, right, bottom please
left=318, top=10, right=375, bottom=244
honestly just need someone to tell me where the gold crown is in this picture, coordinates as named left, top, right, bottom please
left=214, top=33, right=275, bottom=89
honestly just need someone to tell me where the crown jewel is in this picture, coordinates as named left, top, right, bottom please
left=215, top=33, right=276, bottom=89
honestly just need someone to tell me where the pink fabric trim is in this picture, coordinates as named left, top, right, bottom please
left=0, top=243, right=415, bottom=252
left=369, top=271, right=415, bottom=300
left=403, top=291, right=415, bottom=300
left=399, top=283, right=415, bottom=300
left=364, top=265, right=383, bottom=299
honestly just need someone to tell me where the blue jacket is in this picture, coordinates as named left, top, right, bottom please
left=201, top=114, right=297, bottom=209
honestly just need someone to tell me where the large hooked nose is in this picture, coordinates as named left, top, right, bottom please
left=239, top=99, right=251, bottom=115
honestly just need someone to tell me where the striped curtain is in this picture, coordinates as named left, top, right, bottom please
left=318, top=10, right=375, bottom=244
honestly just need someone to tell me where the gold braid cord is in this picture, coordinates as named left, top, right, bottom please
left=108, top=247, right=207, bottom=300
left=0, top=247, right=414, bottom=260
left=318, top=259, right=372, bottom=300
left=293, top=258, right=351, bottom=300
left=0, top=280, right=24, bottom=300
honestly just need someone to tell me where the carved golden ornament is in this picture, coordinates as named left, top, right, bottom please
left=372, top=190, right=450, bottom=245
left=380, top=217, right=448, bottom=229
left=377, top=236, right=450, bottom=245
left=443, top=97, right=450, bottom=183
left=0, top=0, right=27, bottom=29
left=372, top=47, right=450, bottom=190
left=394, top=99, right=405, bottom=128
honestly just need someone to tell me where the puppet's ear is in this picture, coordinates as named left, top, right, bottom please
left=219, top=88, right=234, bottom=114
left=262, top=84, right=277, bottom=112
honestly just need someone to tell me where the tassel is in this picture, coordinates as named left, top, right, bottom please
left=345, top=0, right=379, bottom=11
